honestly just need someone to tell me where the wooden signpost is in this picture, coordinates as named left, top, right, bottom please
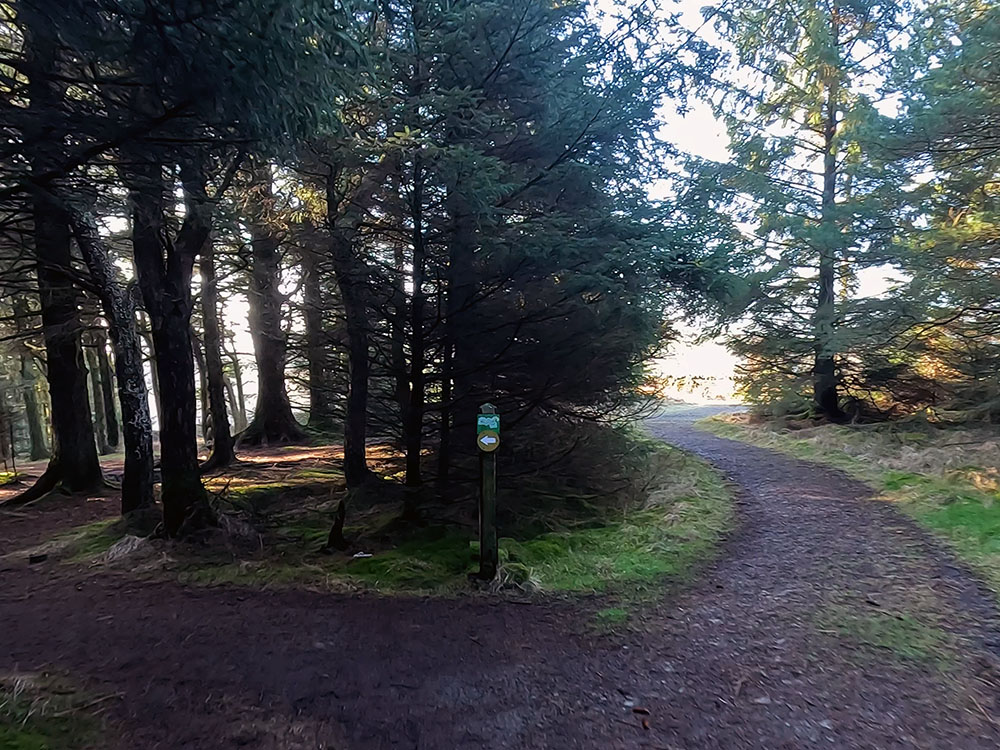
left=476, top=403, right=499, bottom=580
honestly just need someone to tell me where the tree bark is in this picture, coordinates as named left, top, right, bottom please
left=331, top=234, right=371, bottom=488
left=190, top=331, right=210, bottom=443
left=124, top=154, right=212, bottom=534
left=813, top=80, right=843, bottom=421
left=438, top=188, right=477, bottom=482
left=86, top=338, right=113, bottom=454
left=12, top=297, right=50, bottom=461
left=390, top=245, right=410, bottom=449
left=9, top=13, right=103, bottom=504
left=325, top=162, right=381, bottom=488
left=64, top=206, right=155, bottom=514
left=320, top=156, right=394, bottom=547
left=301, top=243, right=337, bottom=432
left=239, top=164, right=306, bottom=447
left=21, top=355, right=49, bottom=461
left=139, top=319, right=162, bottom=428
left=199, top=235, right=236, bottom=470
left=0, top=394, right=11, bottom=469
left=226, top=340, right=248, bottom=432
left=404, top=156, right=427, bottom=491
left=94, top=327, right=120, bottom=449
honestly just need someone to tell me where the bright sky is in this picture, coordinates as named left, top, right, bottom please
left=643, top=1, right=738, bottom=401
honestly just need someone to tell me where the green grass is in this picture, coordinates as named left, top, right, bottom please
left=54, top=430, right=733, bottom=613
left=346, top=532, right=475, bottom=589
left=175, top=441, right=733, bottom=602
left=174, top=528, right=471, bottom=591
left=0, top=677, right=102, bottom=750
left=500, top=501, right=726, bottom=594
left=818, top=605, right=954, bottom=667
left=701, top=416, right=1000, bottom=599
left=592, top=607, right=630, bottom=630
left=344, top=443, right=732, bottom=596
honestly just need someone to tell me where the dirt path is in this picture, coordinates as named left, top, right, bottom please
left=2, top=410, right=999, bottom=749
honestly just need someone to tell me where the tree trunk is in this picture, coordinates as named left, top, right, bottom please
left=325, top=159, right=379, bottom=489
left=438, top=189, right=477, bottom=483
left=95, top=327, right=120, bottom=449
left=140, top=320, right=162, bottom=429
left=65, top=206, right=155, bottom=515
left=391, top=245, right=410, bottom=449
left=9, top=14, right=103, bottom=505
left=813, top=81, right=843, bottom=421
left=331, top=235, right=371, bottom=488
left=322, top=158, right=391, bottom=548
left=12, top=297, right=50, bottom=461
left=227, top=341, right=248, bottom=432
left=86, top=339, right=113, bottom=454
left=240, top=165, right=306, bottom=447
left=404, top=157, right=427, bottom=492
left=0, top=395, right=11, bottom=470
left=124, top=155, right=212, bottom=534
left=191, top=330, right=211, bottom=444
left=302, top=243, right=337, bottom=432
left=223, top=375, right=240, bottom=432
left=199, top=235, right=236, bottom=470
left=21, top=355, right=49, bottom=461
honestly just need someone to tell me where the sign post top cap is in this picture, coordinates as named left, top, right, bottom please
left=479, top=402, right=497, bottom=414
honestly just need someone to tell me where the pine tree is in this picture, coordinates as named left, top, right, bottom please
left=886, top=0, right=1000, bottom=419
left=706, top=0, right=907, bottom=418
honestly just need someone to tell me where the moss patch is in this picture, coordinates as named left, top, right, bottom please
left=65, top=520, right=121, bottom=562
left=592, top=607, right=630, bottom=630
left=817, top=605, right=955, bottom=667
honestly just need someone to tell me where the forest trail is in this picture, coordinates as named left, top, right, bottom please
left=2, top=410, right=1000, bottom=749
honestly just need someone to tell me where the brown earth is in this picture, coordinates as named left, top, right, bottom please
left=1, top=408, right=999, bottom=749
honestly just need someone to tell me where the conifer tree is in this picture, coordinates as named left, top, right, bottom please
left=705, top=0, right=906, bottom=418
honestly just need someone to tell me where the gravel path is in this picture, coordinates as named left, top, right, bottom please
left=1, top=409, right=998, bottom=749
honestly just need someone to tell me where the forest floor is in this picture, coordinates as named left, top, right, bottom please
left=2, top=406, right=1000, bottom=748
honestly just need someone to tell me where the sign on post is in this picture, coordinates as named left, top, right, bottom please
left=476, top=411, right=500, bottom=453
left=476, top=403, right=499, bottom=580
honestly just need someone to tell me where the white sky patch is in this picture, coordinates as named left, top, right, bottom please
left=657, top=98, right=730, bottom=164
left=654, top=330, right=740, bottom=403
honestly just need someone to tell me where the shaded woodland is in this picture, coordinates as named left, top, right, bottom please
left=0, top=0, right=719, bottom=537
left=2, top=0, right=1000, bottom=540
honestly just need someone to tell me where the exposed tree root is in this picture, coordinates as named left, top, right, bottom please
left=236, top=418, right=307, bottom=448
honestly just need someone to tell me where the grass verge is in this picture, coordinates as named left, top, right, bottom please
left=49, top=431, right=733, bottom=621
left=0, top=675, right=106, bottom=750
left=178, top=438, right=732, bottom=608
left=701, top=415, right=1000, bottom=598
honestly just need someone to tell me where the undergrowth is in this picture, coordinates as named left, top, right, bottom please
left=179, top=437, right=732, bottom=602
left=45, top=428, right=733, bottom=622
left=0, top=675, right=104, bottom=750
left=703, top=415, right=1000, bottom=599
